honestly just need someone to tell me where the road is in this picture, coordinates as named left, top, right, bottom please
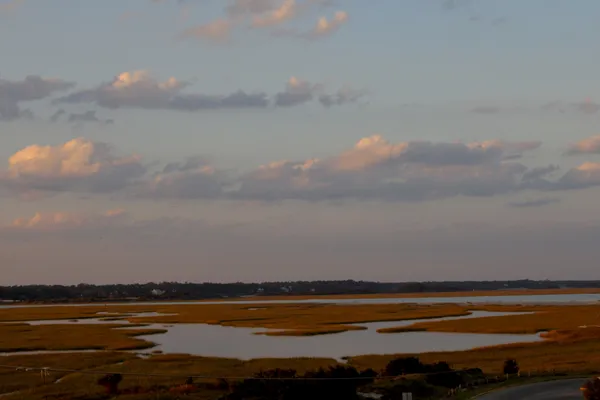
left=477, top=378, right=588, bottom=400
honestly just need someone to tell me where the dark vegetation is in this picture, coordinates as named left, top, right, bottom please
left=88, top=357, right=490, bottom=400
left=582, top=377, right=600, bottom=400
left=1, top=279, right=597, bottom=303
left=502, top=359, right=519, bottom=375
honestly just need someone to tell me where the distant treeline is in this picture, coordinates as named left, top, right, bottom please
left=1, top=279, right=599, bottom=303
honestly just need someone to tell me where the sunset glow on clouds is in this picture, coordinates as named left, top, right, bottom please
left=1, top=134, right=598, bottom=202
left=4, top=0, right=600, bottom=283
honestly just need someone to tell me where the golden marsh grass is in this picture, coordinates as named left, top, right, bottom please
left=378, top=304, right=600, bottom=334
left=0, top=323, right=166, bottom=352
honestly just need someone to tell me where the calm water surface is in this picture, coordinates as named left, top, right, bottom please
left=2, top=293, right=600, bottom=308
left=0, top=310, right=541, bottom=360
left=132, top=311, right=541, bottom=360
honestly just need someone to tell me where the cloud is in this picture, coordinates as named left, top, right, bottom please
left=507, top=197, right=560, bottom=208
left=49, top=109, right=66, bottom=122
left=1, top=138, right=146, bottom=196
left=56, top=71, right=362, bottom=112
left=56, top=70, right=187, bottom=110
left=169, top=90, right=269, bottom=110
left=542, top=99, right=600, bottom=115
left=521, top=164, right=559, bottom=182
left=251, top=0, right=295, bottom=27
left=9, top=209, right=128, bottom=231
left=0, top=75, right=75, bottom=121
left=138, top=157, right=225, bottom=199
left=318, top=87, right=368, bottom=108
left=67, top=110, right=114, bottom=125
left=565, top=135, right=600, bottom=155
left=180, top=0, right=342, bottom=43
left=522, top=162, right=600, bottom=192
left=272, top=9, right=348, bottom=40
left=310, top=10, right=347, bottom=38
left=50, top=109, right=113, bottom=125
left=274, top=76, right=366, bottom=108
left=554, top=162, right=600, bottom=190
left=56, top=70, right=270, bottom=111
left=233, top=136, right=543, bottom=202
left=274, top=76, right=323, bottom=107
left=178, top=19, right=233, bottom=43
left=10, top=135, right=591, bottom=203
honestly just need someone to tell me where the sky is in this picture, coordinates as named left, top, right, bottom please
left=2, top=0, right=600, bottom=285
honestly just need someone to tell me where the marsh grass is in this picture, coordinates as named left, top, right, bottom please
left=125, top=303, right=473, bottom=335
left=377, top=304, right=600, bottom=334
left=0, top=302, right=476, bottom=336
left=0, top=352, right=137, bottom=395
left=3, top=300, right=600, bottom=398
left=349, top=334, right=600, bottom=375
left=4, top=354, right=340, bottom=400
left=0, top=323, right=166, bottom=352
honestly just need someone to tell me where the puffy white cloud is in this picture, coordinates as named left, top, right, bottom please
left=2, top=138, right=146, bottom=195
left=10, top=209, right=128, bottom=231
left=0, top=75, right=75, bottom=120
left=565, top=135, right=600, bottom=155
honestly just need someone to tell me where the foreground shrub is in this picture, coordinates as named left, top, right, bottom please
left=222, top=366, right=376, bottom=400
left=502, top=359, right=519, bottom=375
left=581, top=377, right=600, bottom=400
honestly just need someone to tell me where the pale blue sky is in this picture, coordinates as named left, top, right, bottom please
left=2, top=0, right=600, bottom=284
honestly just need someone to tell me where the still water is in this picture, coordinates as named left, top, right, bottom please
left=2, top=293, right=600, bottom=308
left=134, top=311, right=541, bottom=360
left=1, top=311, right=542, bottom=360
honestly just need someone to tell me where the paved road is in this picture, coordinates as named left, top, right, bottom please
left=477, top=378, right=588, bottom=400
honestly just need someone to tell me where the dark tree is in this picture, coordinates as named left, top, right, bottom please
left=581, top=378, right=600, bottom=400
left=502, top=359, right=519, bottom=375
left=97, top=374, right=122, bottom=395
left=425, top=361, right=452, bottom=373
left=384, top=357, right=425, bottom=376
left=223, top=366, right=374, bottom=400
